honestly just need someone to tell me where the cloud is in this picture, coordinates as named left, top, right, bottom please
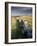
left=11, top=7, right=32, bottom=16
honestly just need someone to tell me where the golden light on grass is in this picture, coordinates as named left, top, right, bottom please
left=11, top=15, right=32, bottom=30
left=11, top=16, right=32, bottom=20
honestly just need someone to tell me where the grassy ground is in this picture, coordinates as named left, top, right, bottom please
left=11, top=16, right=32, bottom=30
left=11, top=16, right=32, bottom=39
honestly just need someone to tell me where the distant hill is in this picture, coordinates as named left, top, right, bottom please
left=11, top=15, right=32, bottom=20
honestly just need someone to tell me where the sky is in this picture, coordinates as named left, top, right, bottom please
left=11, top=6, right=32, bottom=16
